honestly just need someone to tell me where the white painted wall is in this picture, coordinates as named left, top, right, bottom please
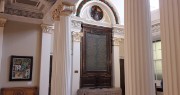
left=0, top=21, right=41, bottom=88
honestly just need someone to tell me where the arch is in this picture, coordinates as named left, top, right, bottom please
left=76, top=0, right=119, bottom=24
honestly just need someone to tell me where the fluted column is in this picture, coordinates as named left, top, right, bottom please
left=124, top=0, right=155, bottom=95
left=159, top=0, right=180, bottom=95
left=39, top=24, right=54, bottom=95
left=51, top=2, right=75, bottom=95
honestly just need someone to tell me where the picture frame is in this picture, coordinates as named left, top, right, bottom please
left=9, top=55, right=33, bottom=81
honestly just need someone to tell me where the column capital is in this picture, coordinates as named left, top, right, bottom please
left=52, top=2, right=75, bottom=21
left=0, top=18, right=7, bottom=27
left=113, top=37, right=123, bottom=46
left=41, top=24, right=54, bottom=34
left=72, top=32, right=83, bottom=42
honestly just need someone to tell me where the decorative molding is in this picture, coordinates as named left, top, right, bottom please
left=52, top=4, right=63, bottom=20
left=76, top=0, right=119, bottom=24
left=0, top=17, right=7, bottom=27
left=4, top=7, right=43, bottom=19
left=41, top=24, right=54, bottom=34
left=72, top=32, right=83, bottom=42
left=71, top=20, right=82, bottom=30
left=113, top=37, right=123, bottom=46
left=152, top=23, right=160, bottom=33
left=113, top=27, right=124, bottom=35
left=52, top=2, right=75, bottom=20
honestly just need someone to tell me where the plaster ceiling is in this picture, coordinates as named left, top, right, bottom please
left=4, top=0, right=57, bottom=19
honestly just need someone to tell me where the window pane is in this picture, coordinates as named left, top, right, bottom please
left=153, top=41, right=162, bottom=80
left=156, top=41, right=161, bottom=50
left=153, top=43, right=156, bottom=51
left=154, top=60, right=162, bottom=80
left=156, top=50, right=162, bottom=59
left=153, top=50, right=157, bottom=59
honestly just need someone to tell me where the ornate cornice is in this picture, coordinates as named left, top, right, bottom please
left=4, top=7, right=43, bottom=19
left=72, top=32, right=83, bottom=42
left=152, top=23, right=160, bottom=33
left=0, top=18, right=7, bottom=27
left=41, top=24, right=54, bottom=34
left=52, top=2, right=75, bottom=20
left=113, top=37, right=123, bottom=46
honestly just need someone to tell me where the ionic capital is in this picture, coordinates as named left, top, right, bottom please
left=113, top=37, right=124, bottom=46
left=72, top=32, right=83, bottom=42
left=41, top=24, right=54, bottom=34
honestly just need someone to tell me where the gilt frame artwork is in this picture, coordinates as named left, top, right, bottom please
left=9, top=55, right=33, bottom=81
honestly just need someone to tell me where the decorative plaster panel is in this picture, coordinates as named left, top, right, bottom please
left=71, top=20, right=82, bottom=30
left=76, top=0, right=119, bottom=24
left=4, top=7, right=43, bottom=19
left=113, top=27, right=124, bottom=35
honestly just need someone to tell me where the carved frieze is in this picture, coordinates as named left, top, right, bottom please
left=0, top=18, right=7, bottom=27
left=4, top=7, right=43, bottom=19
left=72, top=32, right=83, bottom=42
left=41, top=24, right=54, bottom=34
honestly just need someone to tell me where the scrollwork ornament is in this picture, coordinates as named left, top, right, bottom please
left=41, top=24, right=54, bottom=34
left=113, top=37, right=123, bottom=46
left=52, top=4, right=63, bottom=21
left=113, top=27, right=124, bottom=35
left=72, top=32, right=83, bottom=42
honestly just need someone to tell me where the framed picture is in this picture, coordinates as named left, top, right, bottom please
left=9, top=55, right=33, bottom=81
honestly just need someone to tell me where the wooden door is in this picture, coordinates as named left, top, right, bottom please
left=80, top=24, right=112, bottom=88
